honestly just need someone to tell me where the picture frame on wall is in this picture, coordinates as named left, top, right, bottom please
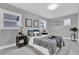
left=33, top=20, right=39, bottom=27
left=25, top=18, right=32, bottom=27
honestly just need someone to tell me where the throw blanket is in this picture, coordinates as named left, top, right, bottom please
left=48, top=36, right=65, bottom=48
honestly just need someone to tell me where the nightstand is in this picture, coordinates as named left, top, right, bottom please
left=16, top=35, right=27, bottom=48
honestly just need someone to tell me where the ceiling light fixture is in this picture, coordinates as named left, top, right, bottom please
left=48, top=4, right=58, bottom=10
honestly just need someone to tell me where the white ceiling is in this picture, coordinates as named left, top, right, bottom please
left=9, top=3, right=79, bottom=19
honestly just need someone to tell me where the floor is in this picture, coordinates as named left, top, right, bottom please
left=56, top=39, right=79, bottom=55
left=0, top=45, right=43, bottom=55
left=0, top=39, right=79, bottom=55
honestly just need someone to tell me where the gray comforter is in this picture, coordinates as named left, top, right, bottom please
left=33, top=35, right=65, bottom=55
left=34, top=37, right=57, bottom=55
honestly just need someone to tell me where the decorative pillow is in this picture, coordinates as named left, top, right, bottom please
left=28, top=30, right=35, bottom=37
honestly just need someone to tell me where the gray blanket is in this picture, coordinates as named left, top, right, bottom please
left=48, top=36, right=65, bottom=48
left=34, top=37, right=57, bottom=55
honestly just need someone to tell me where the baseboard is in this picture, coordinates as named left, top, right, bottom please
left=62, top=36, right=78, bottom=40
left=62, top=37, right=71, bottom=40
left=62, top=36, right=79, bottom=43
left=0, top=43, right=16, bottom=50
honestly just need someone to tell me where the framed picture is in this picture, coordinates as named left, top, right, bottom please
left=33, top=20, right=39, bottom=27
left=25, top=18, right=32, bottom=27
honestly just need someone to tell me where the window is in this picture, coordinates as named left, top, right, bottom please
left=40, top=20, right=46, bottom=30
left=64, top=18, right=71, bottom=26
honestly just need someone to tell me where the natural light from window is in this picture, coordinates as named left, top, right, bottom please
left=64, top=18, right=71, bottom=26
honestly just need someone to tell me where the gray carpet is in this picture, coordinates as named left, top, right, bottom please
left=0, top=46, right=36, bottom=55
left=0, top=45, right=44, bottom=55
left=56, top=39, right=79, bottom=55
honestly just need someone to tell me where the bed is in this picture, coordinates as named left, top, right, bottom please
left=28, top=30, right=65, bottom=55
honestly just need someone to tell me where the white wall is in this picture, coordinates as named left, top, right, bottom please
left=78, top=9, right=79, bottom=40
left=48, top=13, right=78, bottom=38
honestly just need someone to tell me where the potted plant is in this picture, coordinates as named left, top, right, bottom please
left=70, top=27, right=78, bottom=32
left=70, top=27, right=78, bottom=41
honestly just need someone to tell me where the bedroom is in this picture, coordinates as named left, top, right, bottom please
left=0, top=3, right=79, bottom=55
